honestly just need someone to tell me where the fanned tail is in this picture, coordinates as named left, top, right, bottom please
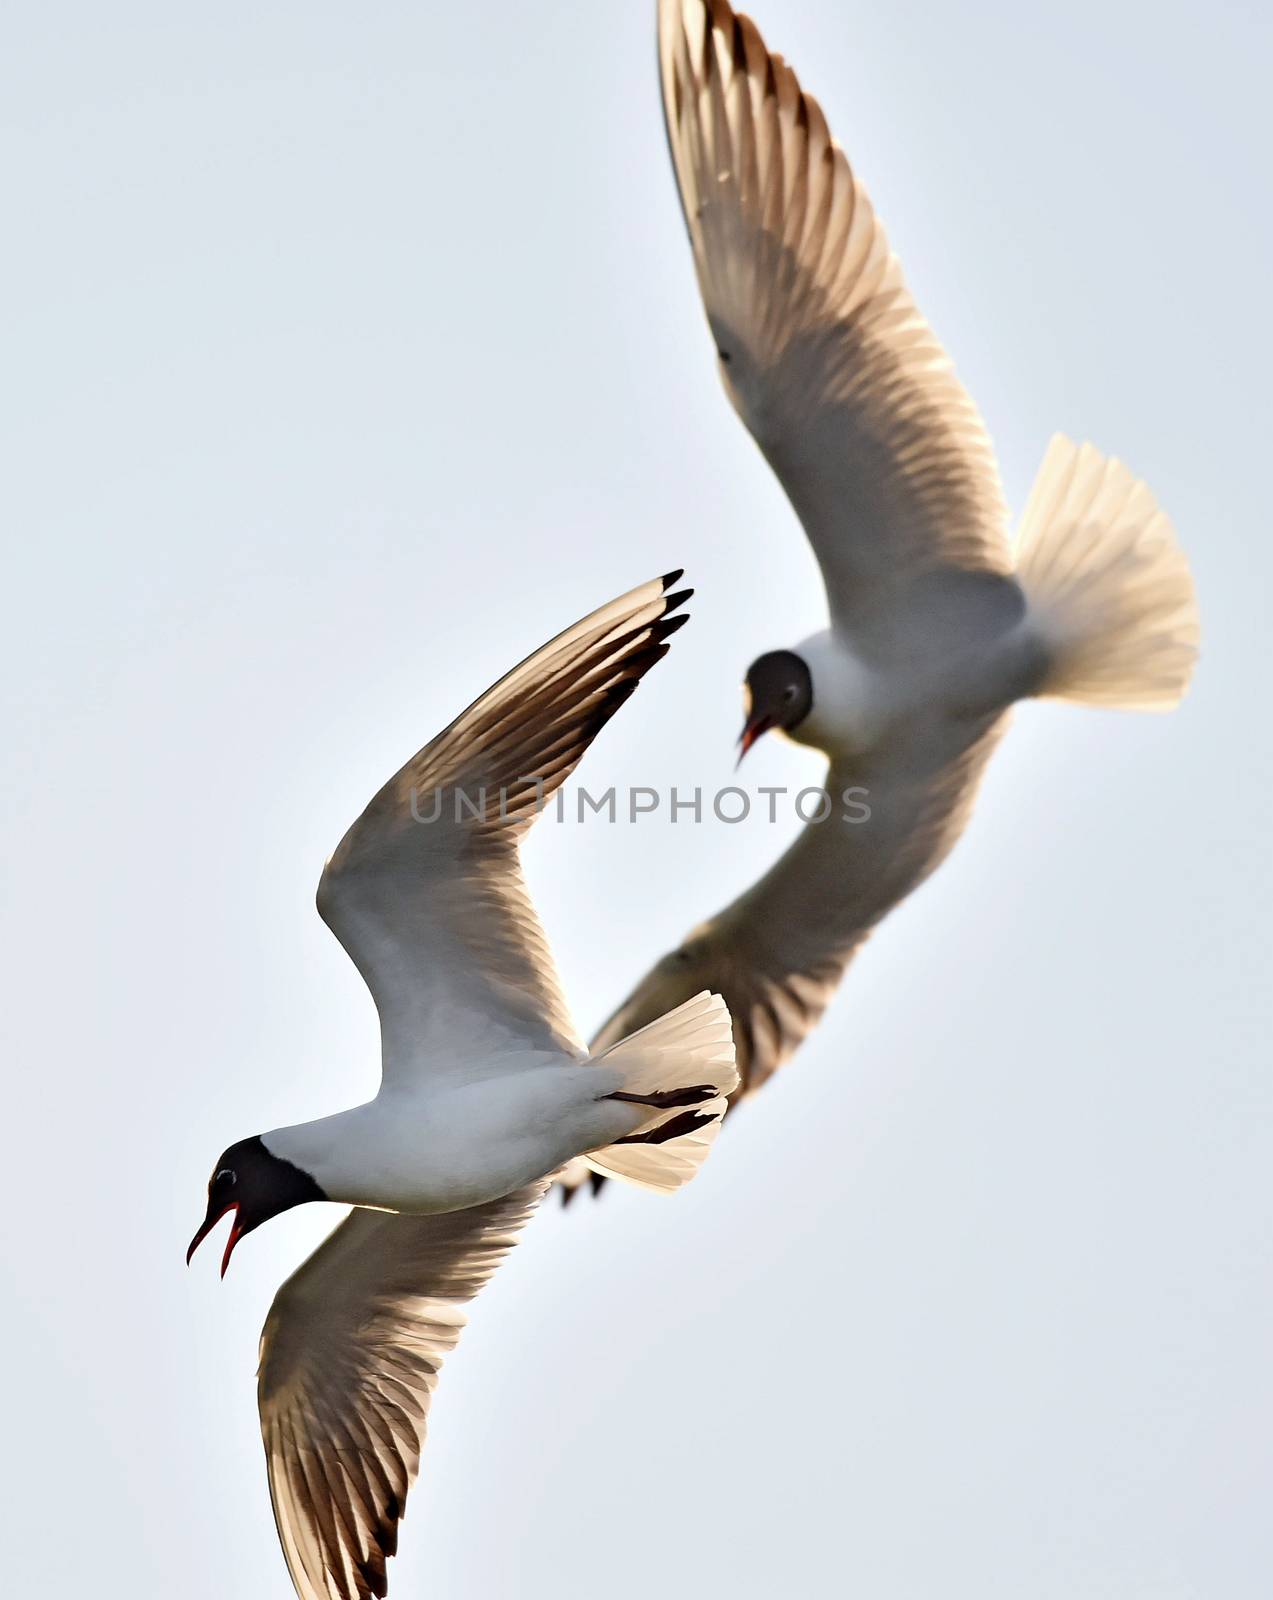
left=583, top=991, right=738, bottom=1194
left=1015, top=435, right=1199, bottom=710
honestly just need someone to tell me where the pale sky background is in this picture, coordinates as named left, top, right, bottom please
left=3, top=2, right=1270, bottom=1596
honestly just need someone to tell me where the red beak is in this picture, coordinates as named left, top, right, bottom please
left=186, top=1202, right=243, bottom=1277
left=736, top=712, right=774, bottom=767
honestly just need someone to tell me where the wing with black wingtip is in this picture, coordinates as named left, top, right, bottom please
left=258, top=1183, right=546, bottom=1600
left=316, top=572, right=692, bottom=1082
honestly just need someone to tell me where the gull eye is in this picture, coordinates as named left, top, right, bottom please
left=783, top=685, right=798, bottom=703
left=213, top=1168, right=237, bottom=1187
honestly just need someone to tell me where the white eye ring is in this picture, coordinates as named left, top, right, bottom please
left=214, top=1169, right=237, bottom=1185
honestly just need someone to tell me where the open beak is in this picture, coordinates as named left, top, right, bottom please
left=736, top=711, right=775, bottom=768
left=186, top=1202, right=243, bottom=1278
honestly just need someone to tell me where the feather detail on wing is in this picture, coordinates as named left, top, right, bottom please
left=316, top=574, right=691, bottom=1075
left=258, top=1184, right=545, bottom=1600
left=659, top=0, right=1009, bottom=624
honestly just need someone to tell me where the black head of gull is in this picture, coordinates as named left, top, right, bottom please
left=737, top=649, right=813, bottom=763
left=187, top=1136, right=327, bottom=1277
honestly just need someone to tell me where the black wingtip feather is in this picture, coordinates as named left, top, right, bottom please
left=359, top=1559, right=389, bottom=1599
left=660, top=567, right=686, bottom=590
left=662, top=586, right=693, bottom=615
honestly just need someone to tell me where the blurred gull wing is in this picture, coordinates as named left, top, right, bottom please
left=589, top=718, right=1005, bottom=1101
left=258, top=1184, right=546, bottom=1600
left=659, top=0, right=1010, bottom=627
left=316, top=573, right=691, bottom=1079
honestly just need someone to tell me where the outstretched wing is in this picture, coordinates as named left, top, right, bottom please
left=659, top=0, right=1009, bottom=629
left=258, top=1184, right=546, bottom=1600
left=318, top=573, right=690, bottom=1080
left=588, top=715, right=1006, bottom=1103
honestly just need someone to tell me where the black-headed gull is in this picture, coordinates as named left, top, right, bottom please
left=560, top=0, right=1198, bottom=1195
left=188, top=572, right=739, bottom=1598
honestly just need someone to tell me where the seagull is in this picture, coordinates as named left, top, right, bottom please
left=187, top=571, right=739, bottom=1600
left=560, top=0, right=1198, bottom=1195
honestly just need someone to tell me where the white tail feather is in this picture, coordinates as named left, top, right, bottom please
left=584, top=991, right=738, bottom=1194
left=1015, top=435, right=1199, bottom=710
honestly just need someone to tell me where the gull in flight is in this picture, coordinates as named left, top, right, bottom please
left=562, top=0, right=1198, bottom=1193
left=187, top=572, right=739, bottom=1599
